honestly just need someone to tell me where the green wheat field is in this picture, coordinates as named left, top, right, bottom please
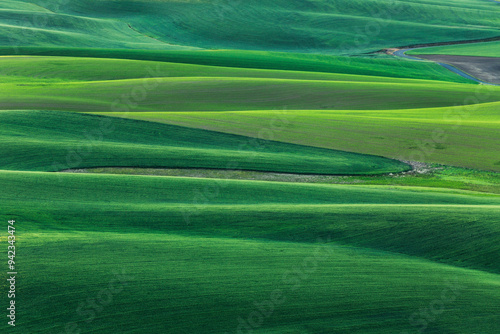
left=1, top=1, right=499, bottom=333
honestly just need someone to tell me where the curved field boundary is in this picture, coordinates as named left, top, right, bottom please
left=390, top=0, right=500, bottom=85
left=393, top=48, right=500, bottom=86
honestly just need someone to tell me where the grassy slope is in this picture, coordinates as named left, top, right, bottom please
left=1, top=170, right=500, bottom=333
left=0, top=110, right=409, bottom=174
left=6, top=170, right=500, bottom=273
left=10, top=0, right=500, bottom=53
left=1, top=109, right=497, bottom=333
left=0, top=54, right=474, bottom=84
left=11, top=232, right=500, bottom=334
left=102, top=100, right=500, bottom=172
left=12, top=231, right=500, bottom=334
left=2, top=56, right=499, bottom=172
left=1, top=1, right=500, bottom=333
left=3, top=74, right=499, bottom=113
left=408, top=40, right=500, bottom=57
left=0, top=1, right=193, bottom=50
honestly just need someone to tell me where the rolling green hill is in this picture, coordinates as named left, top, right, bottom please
left=2, top=0, right=500, bottom=53
left=1, top=0, right=500, bottom=333
left=2, top=170, right=500, bottom=333
left=0, top=110, right=409, bottom=174
left=5, top=76, right=495, bottom=112
left=0, top=1, right=191, bottom=50
left=0, top=53, right=475, bottom=83
left=2, top=54, right=500, bottom=113
left=12, top=229, right=500, bottom=334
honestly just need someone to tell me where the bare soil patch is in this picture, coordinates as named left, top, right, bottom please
left=414, top=54, right=500, bottom=84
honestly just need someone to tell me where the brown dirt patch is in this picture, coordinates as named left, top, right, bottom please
left=415, top=54, right=500, bottom=84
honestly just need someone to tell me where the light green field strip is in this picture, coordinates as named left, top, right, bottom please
left=0, top=55, right=471, bottom=84
left=108, top=101, right=500, bottom=171
left=408, top=40, right=500, bottom=57
left=6, top=230, right=500, bottom=333
left=0, top=49, right=479, bottom=83
left=0, top=0, right=49, bottom=12
left=0, top=1, right=196, bottom=50
left=3, top=76, right=500, bottom=112
left=1, top=170, right=500, bottom=332
left=10, top=0, right=500, bottom=53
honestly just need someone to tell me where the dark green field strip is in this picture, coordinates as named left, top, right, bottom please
left=0, top=49, right=477, bottom=83
left=1, top=170, right=500, bottom=273
left=408, top=40, right=500, bottom=57
left=0, top=1, right=191, bottom=50
left=0, top=110, right=408, bottom=174
left=4, top=231, right=499, bottom=333
left=4, top=171, right=499, bottom=208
